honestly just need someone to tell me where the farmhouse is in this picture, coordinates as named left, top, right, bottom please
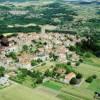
left=64, top=72, right=76, bottom=84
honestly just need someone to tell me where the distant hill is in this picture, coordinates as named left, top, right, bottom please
left=0, top=0, right=34, bottom=2
left=64, top=0, right=100, bottom=4
left=64, top=0, right=97, bottom=1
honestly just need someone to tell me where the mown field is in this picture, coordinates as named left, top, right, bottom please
left=0, top=83, right=59, bottom=100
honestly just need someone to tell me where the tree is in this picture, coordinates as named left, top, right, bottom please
left=85, top=76, right=93, bottom=83
left=92, top=75, right=97, bottom=79
left=31, top=60, right=37, bottom=66
left=56, top=63, right=75, bottom=73
left=0, top=66, right=5, bottom=77
left=44, top=70, right=52, bottom=77
left=67, top=62, right=71, bottom=65
left=22, top=45, right=28, bottom=52
left=18, top=68, right=28, bottom=77
left=36, top=77, right=43, bottom=84
left=76, top=73, right=82, bottom=79
left=69, top=46, right=76, bottom=51
left=7, top=52, right=17, bottom=60
left=49, top=53, right=58, bottom=61
left=36, top=58, right=42, bottom=63
left=79, top=58, right=83, bottom=63
left=53, top=55, right=58, bottom=61
left=70, top=78, right=77, bottom=85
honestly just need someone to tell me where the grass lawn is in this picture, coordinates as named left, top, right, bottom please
left=0, top=83, right=59, bottom=100
left=43, top=81, right=63, bottom=91
left=88, top=79, right=100, bottom=93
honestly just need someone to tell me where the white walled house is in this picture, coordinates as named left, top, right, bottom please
left=64, top=72, right=76, bottom=84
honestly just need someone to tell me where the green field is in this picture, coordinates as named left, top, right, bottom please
left=0, top=83, right=59, bottom=100
left=43, top=80, right=93, bottom=100
left=88, top=79, right=100, bottom=93
left=75, top=63, right=100, bottom=78
left=43, top=80, right=86, bottom=100
left=43, top=81, right=63, bottom=91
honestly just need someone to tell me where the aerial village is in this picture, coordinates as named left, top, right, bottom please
left=0, top=0, right=99, bottom=99
left=0, top=31, right=86, bottom=87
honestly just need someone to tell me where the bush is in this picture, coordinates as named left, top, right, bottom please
left=22, top=45, right=28, bottom=51
left=85, top=76, right=93, bottom=83
left=70, top=78, right=77, bottom=85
